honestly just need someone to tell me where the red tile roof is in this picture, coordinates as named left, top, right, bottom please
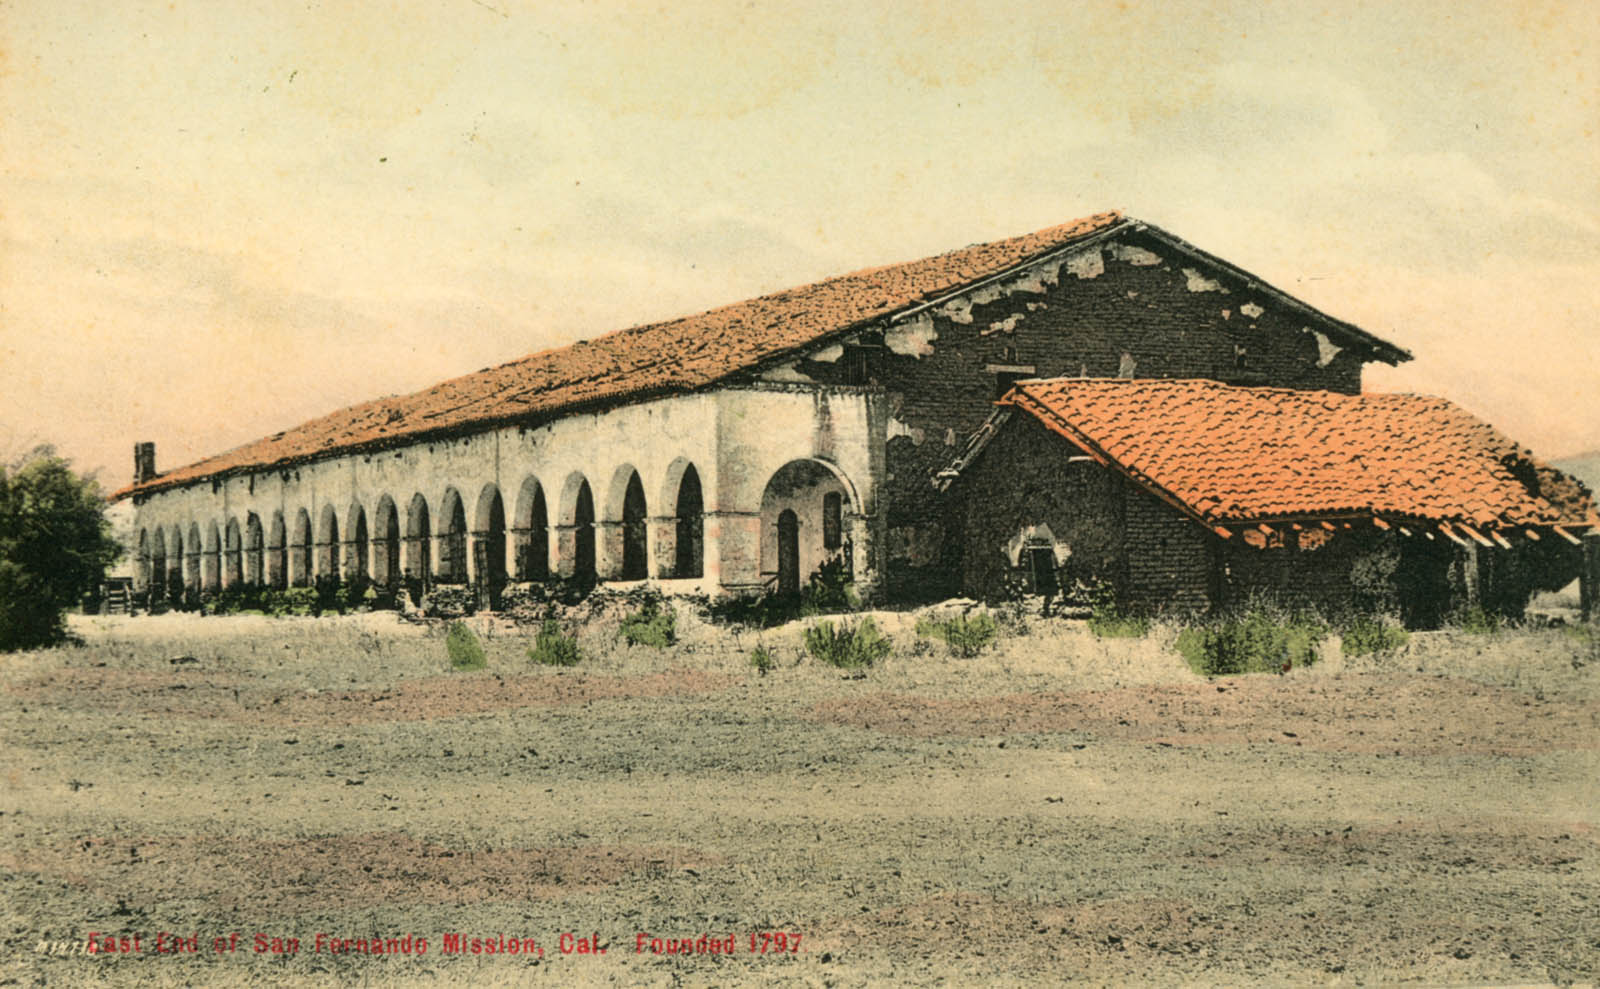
left=117, top=211, right=1129, bottom=499
left=1001, top=378, right=1596, bottom=529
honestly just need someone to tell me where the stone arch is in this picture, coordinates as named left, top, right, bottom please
left=267, top=511, right=287, bottom=589
left=373, top=495, right=401, bottom=590
left=345, top=503, right=370, bottom=585
left=290, top=508, right=313, bottom=587
left=224, top=518, right=243, bottom=588
left=150, top=528, right=168, bottom=603
left=405, top=493, right=432, bottom=604
left=316, top=503, right=341, bottom=583
left=472, top=483, right=507, bottom=608
left=660, top=459, right=704, bottom=579
left=185, top=522, right=203, bottom=595
left=437, top=487, right=468, bottom=584
left=759, top=458, right=861, bottom=590
left=167, top=526, right=184, bottom=603
left=513, top=476, right=549, bottom=581
left=245, top=513, right=265, bottom=587
left=603, top=465, right=648, bottom=581
left=557, top=472, right=596, bottom=582
left=203, top=521, right=222, bottom=592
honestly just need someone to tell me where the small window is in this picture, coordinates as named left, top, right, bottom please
left=843, top=345, right=870, bottom=386
left=822, top=492, right=843, bottom=550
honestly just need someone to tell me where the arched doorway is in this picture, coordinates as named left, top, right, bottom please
left=186, top=522, right=203, bottom=596
left=167, top=527, right=184, bottom=606
left=317, top=504, right=341, bottom=584
left=267, top=511, right=287, bottom=589
left=559, top=473, right=596, bottom=584
left=290, top=509, right=313, bottom=587
left=245, top=513, right=265, bottom=586
left=224, top=519, right=243, bottom=588
left=439, top=489, right=468, bottom=584
left=759, top=459, right=858, bottom=595
left=473, top=484, right=507, bottom=610
left=149, top=529, right=166, bottom=603
left=673, top=464, right=704, bottom=579
left=620, top=471, right=647, bottom=581
left=405, top=494, right=432, bottom=606
left=203, top=522, right=221, bottom=592
left=374, top=496, right=401, bottom=591
left=514, top=477, right=549, bottom=581
left=346, top=504, right=370, bottom=588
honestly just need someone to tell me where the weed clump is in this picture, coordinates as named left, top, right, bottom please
left=804, top=616, right=891, bottom=669
left=619, top=597, right=676, bottom=648
left=445, top=621, right=487, bottom=671
left=529, top=619, right=582, bottom=667
left=1178, top=604, right=1326, bottom=676
left=915, top=612, right=999, bottom=657
left=749, top=644, right=775, bottom=675
left=1341, top=615, right=1410, bottom=657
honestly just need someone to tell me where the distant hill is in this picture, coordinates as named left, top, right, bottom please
left=1554, top=449, right=1600, bottom=497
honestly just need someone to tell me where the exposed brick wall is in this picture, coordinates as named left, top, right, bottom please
left=1122, top=489, right=1214, bottom=615
left=956, top=415, right=1125, bottom=600
left=956, top=414, right=1219, bottom=613
left=951, top=415, right=1544, bottom=622
left=1218, top=530, right=1367, bottom=616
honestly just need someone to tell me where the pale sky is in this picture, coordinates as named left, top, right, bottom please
left=3, top=0, right=1597, bottom=488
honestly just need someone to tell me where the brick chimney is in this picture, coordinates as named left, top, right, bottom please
left=133, top=442, right=156, bottom=485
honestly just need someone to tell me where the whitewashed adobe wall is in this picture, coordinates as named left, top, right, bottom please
left=129, top=383, right=885, bottom=602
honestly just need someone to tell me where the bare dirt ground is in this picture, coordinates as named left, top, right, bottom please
left=2, top=607, right=1598, bottom=987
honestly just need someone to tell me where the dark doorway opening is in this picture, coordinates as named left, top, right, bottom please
left=621, top=472, right=648, bottom=580
left=574, top=481, right=596, bottom=583
left=777, top=509, right=800, bottom=595
left=674, top=465, right=704, bottom=579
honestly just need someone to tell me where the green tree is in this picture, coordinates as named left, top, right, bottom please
left=0, top=447, right=121, bottom=650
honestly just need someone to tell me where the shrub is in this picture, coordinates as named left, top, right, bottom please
left=1341, top=615, right=1410, bottom=657
left=445, top=621, right=487, bottom=670
left=706, top=557, right=860, bottom=629
left=529, top=619, right=582, bottom=667
left=916, top=612, right=999, bottom=657
left=313, top=576, right=344, bottom=616
left=212, top=583, right=268, bottom=615
left=802, top=557, right=860, bottom=613
left=1177, top=606, right=1327, bottom=676
left=342, top=575, right=372, bottom=612
left=619, top=597, right=676, bottom=648
left=804, top=616, right=891, bottom=669
left=264, top=587, right=318, bottom=616
left=749, top=644, right=775, bottom=675
left=1453, top=605, right=1502, bottom=635
left=1081, top=578, right=1149, bottom=638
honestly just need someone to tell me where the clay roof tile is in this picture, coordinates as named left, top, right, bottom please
left=1004, top=378, right=1594, bottom=528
